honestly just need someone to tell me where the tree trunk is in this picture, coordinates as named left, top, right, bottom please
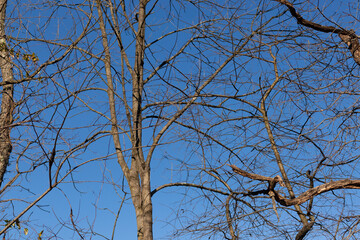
left=129, top=168, right=153, bottom=240
left=131, top=1, right=153, bottom=239
left=0, top=0, right=14, bottom=187
left=140, top=168, right=153, bottom=239
left=96, top=0, right=153, bottom=238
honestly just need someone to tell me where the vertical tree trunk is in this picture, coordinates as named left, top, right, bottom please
left=96, top=0, right=153, bottom=238
left=131, top=1, right=153, bottom=239
left=127, top=169, right=152, bottom=240
left=0, top=0, right=14, bottom=187
left=128, top=172, right=153, bottom=240
left=139, top=169, right=153, bottom=239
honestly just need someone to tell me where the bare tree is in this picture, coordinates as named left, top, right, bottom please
left=93, top=0, right=264, bottom=238
left=2, top=0, right=360, bottom=240
left=166, top=1, right=360, bottom=239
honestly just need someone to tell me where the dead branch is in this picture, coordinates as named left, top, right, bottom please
left=275, top=179, right=360, bottom=206
left=229, top=164, right=284, bottom=187
left=231, top=165, right=360, bottom=206
left=274, top=0, right=360, bottom=65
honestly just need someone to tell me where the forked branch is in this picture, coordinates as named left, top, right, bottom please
left=230, top=164, right=360, bottom=206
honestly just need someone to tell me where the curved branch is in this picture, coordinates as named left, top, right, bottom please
left=230, top=164, right=283, bottom=185
left=275, top=0, right=360, bottom=65
left=231, top=164, right=360, bottom=207
left=151, top=182, right=231, bottom=196
left=275, top=179, right=360, bottom=206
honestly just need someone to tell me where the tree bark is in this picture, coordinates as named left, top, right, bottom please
left=131, top=1, right=153, bottom=239
left=0, top=0, right=14, bottom=187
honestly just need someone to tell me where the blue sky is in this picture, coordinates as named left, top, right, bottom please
left=1, top=0, right=360, bottom=239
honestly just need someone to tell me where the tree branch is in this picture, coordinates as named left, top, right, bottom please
left=231, top=164, right=360, bottom=207
left=275, top=0, right=360, bottom=65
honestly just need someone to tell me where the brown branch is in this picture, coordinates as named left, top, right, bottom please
left=231, top=165, right=360, bottom=207
left=225, top=194, right=237, bottom=240
left=295, top=218, right=315, bottom=240
left=229, top=164, right=284, bottom=187
left=275, top=0, right=360, bottom=65
left=70, top=208, right=85, bottom=239
left=151, top=182, right=230, bottom=197
left=274, top=179, right=360, bottom=206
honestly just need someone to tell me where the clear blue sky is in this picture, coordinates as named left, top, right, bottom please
left=1, top=0, right=360, bottom=239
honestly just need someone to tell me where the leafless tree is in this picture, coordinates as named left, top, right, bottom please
left=163, top=1, right=360, bottom=239
left=2, top=0, right=360, bottom=240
